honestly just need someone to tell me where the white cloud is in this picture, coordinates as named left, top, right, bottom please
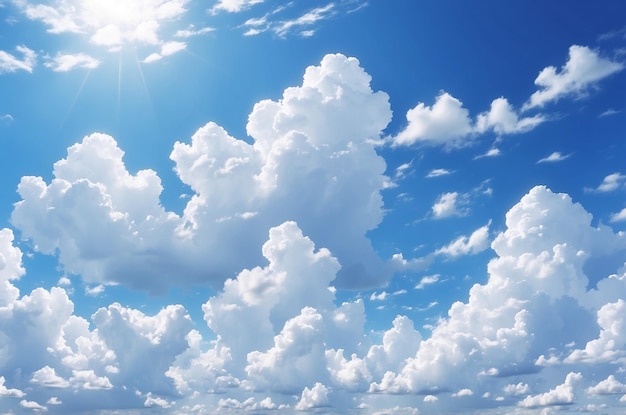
left=16, top=0, right=189, bottom=50
left=30, top=366, right=70, bottom=388
left=392, top=92, right=473, bottom=148
left=1, top=113, right=14, bottom=124
left=537, top=151, right=571, bottom=163
left=610, top=207, right=626, bottom=223
left=273, top=4, right=335, bottom=38
left=13, top=53, right=393, bottom=290
left=0, top=376, right=25, bottom=397
left=44, top=52, right=100, bottom=72
left=503, top=382, right=529, bottom=396
left=46, top=397, right=61, bottom=405
left=435, top=222, right=491, bottom=257
left=476, top=97, right=545, bottom=134
left=415, top=274, right=439, bottom=289
left=295, top=382, right=330, bottom=410
left=143, top=40, right=186, bottom=63
left=518, top=372, right=582, bottom=408
left=524, top=45, right=624, bottom=110
left=174, top=25, right=214, bottom=37
left=0, top=45, right=36, bottom=73
left=586, top=375, right=626, bottom=395
left=425, top=168, right=453, bottom=178
left=586, top=172, right=626, bottom=193
left=452, top=388, right=473, bottom=397
left=211, top=0, right=264, bottom=13
left=20, top=399, right=47, bottom=411
left=474, top=147, right=501, bottom=159
left=431, top=192, right=466, bottom=219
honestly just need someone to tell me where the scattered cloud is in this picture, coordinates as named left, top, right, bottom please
left=44, top=52, right=100, bottom=72
left=523, top=45, right=624, bottom=110
left=0, top=45, right=36, bottom=73
left=585, top=172, right=626, bottom=192
left=431, top=191, right=467, bottom=219
left=143, top=40, right=187, bottom=63
left=610, top=207, right=626, bottom=223
left=474, top=147, right=501, bottom=159
left=415, top=274, right=440, bottom=289
left=392, top=92, right=473, bottom=148
left=435, top=222, right=491, bottom=257
left=274, top=4, right=335, bottom=38
left=599, top=108, right=620, bottom=117
left=476, top=97, right=545, bottom=134
left=425, top=168, right=453, bottom=178
left=586, top=375, right=626, bottom=395
left=0, top=113, right=14, bottom=125
left=537, top=151, right=571, bottom=163
left=174, top=25, right=215, bottom=37
left=518, top=372, right=582, bottom=408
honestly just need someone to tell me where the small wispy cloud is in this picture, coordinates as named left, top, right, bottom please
left=537, top=151, right=571, bottom=164
left=426, top=168, right=453, bottom=178
left=584, top=172, right=626, bottom=193
left=415, top=274, right=440, bottom=290
left=44, top=52, right=100, bottom=72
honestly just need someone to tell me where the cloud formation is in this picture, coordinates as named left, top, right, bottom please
left=12, top=53, right=395, bottom=291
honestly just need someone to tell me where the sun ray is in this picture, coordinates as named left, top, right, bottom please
left=61, top=68, right=93, bottom=128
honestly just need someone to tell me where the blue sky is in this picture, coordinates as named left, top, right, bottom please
left=1, top=1, right=626, bottom=414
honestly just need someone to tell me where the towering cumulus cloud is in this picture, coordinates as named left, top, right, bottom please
left=12, top=53, right=392, bottom=291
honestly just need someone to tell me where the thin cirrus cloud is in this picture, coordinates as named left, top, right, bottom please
left=391, top=46, right=622, bottom=149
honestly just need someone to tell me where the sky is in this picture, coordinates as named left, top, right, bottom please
left=1, top=0, right=626, bottom=414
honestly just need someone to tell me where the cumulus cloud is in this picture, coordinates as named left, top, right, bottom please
left=586, top=375, right=626, bottom=395
left=143, top=41, right=186, bottom=63
left=585, top=172, right=626, bottom=192
left=371, top=186, right=626, bottom=399
left=0, top=45, right=36, bottom=73
left=435, top=222, right=491, bottom=257
left=476, top=97, right=545, bottom=134
left=431, top=192, right=466, bottom=219
left=12, top=53, right=395, bottom=290
left=295, top=382, right=330, bottom=410
left=523, top=45, right=624, bottom=110
left=0, top=376, right=25, bottom=397
left=392, top=92, right=473, bottom=148
left=518, top=372, right=582, bottom=408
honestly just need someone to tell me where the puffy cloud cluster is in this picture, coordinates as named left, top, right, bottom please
left=12, top=53, right=394, bottom=291
left=6, top=181, right=626, bottom=413
left=392, top=46, right=621, bottom=148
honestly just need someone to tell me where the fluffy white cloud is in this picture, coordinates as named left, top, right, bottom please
left=586, top=172, right=626, bottom=193
left=435, top=222, right=490, bottom=257
left=610, top=207, right=626, bottom=223
left=30, top=366, right=70, bottom=388
left=13, top=53, right=394, bottom=291
left=431, top=192, right=466, bottom=219
left=44, top=53, right=100, bottom=72
left=518, top=372, right=582, bottom=408
left=476, top=97, right=545, bottom=134
left=0, top=376, right=25, bottom=397
left=586, top=375, right=626, bottom=395
left=524, top=45, right=624, bottom=110
left=16, top=0, right=188, bottom=50
left=371, top=186, right=626, bottom=402
left=0, top=45, right=36, bottom=73
left=295, top=382, right=330, bottom=410
left=20, top=399, right=47, bottom=411
left=393, top=92, right=473, bottom=148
